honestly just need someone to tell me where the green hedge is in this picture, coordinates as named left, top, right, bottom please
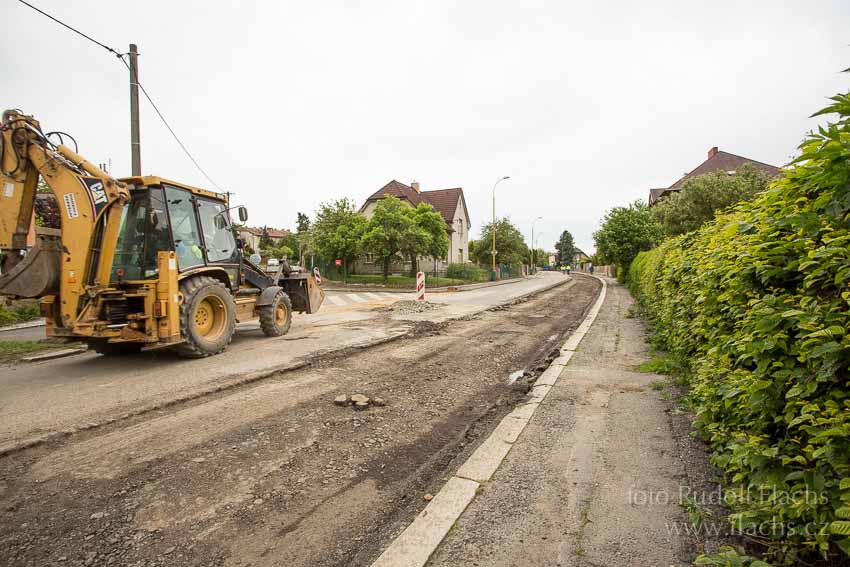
left=445, top=263, right=488, bottom=282
left=629, top=92, right=850, bottom=564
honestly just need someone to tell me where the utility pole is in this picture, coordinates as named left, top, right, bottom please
left=129, top=43, right=141, bottom=176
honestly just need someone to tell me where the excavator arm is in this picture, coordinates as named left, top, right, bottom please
left=0, top=110, right=130, bottom=328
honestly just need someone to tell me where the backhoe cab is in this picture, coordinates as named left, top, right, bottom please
left=0, top=110, right=323, bottom=357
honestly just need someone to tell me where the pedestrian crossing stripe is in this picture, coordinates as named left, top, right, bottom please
left=324, top=291, right=410, bottom=307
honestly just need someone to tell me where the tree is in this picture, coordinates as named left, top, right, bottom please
left=361, top=196, right=417, bottom=281
left=593, top=200, right=661, bottom=276
left=468, top=239, right=480, bottom=262
left=296, top=212, right=310, bottom=234
left=258, top=226, right=274, bottom=250
left=473, top=218, right=528, bottom=267
left=311, top=198, right=368, bottom=278
left=295, top=212, right=311, bottom=264
left=531, top=248, right=549, bottom=267
left=261, top=244, right=294, bottom=261
left=554, top=230, right=577, bottom=265
left=652, top=164, right=772, bottom=237
left=407, top=203, right=449, bottom=276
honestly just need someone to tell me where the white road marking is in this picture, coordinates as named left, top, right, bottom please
left=346, top=293, right=367, bottom=303
left=364, top=293, right=383, bottom=300
left=327, top=295, right=347, bottom=306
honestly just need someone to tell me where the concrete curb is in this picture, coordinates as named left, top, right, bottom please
left=21, top=347, right=88, bottom=362
left=0, top=319, right=46, bottom=332
left=369, top=275, right=607, bottom=567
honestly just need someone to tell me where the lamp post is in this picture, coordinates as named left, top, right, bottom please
left=530, top=216, right=542, bottom=274
left=491, top=176, right=510, bottom=280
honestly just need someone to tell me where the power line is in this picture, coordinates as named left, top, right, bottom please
left=17, top=0, right=122, bottom=58
left=118, top=57, right=223, bottom=191
left=16, top=0, right=225, bottom=192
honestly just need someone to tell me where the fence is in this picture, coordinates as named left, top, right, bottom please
left=311, top=256, right=524, bottom=283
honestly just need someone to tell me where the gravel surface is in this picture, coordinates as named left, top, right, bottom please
left=387, top=300, right=443, bottom=314
left=0, top=277, right=600, bottom=567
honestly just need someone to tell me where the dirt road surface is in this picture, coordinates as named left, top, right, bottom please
left=0, top=275, right=600, bottom=566
left=0, top=275, right=566, bottom=454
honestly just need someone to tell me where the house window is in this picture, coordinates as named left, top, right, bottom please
left=457, top=219, right=463, bottom=236
left=364, top=253, right=375, bottom=264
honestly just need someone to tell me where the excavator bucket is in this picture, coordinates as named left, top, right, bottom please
left=0, top=229, right=61, bottom=299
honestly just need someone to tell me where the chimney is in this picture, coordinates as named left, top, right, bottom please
left=411, top=181, right=420, bottom=193
left=708, top=146, right=719, bottom=159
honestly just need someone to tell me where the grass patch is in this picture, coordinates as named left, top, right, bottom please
left=0, top=340, right=53, bottom=357
left=637, top=355, right=678, bottom=375
left=0, top=300, right=40, bottom=327
left=649, top=380, right=666, bottom=391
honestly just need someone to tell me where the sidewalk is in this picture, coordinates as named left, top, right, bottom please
left=427, top=278, right=689, bottom=566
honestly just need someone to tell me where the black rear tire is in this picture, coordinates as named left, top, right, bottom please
left=176, top=275, right=236, bottom=358
left=259, top=289, right=292, bottom=337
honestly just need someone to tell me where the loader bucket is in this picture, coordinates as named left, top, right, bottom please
left=0, top=231, right=61, bottom=299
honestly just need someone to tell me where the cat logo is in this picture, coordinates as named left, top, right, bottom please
left=90, top=182, right=107, bottom=205
left=82, top=178, right=110, bottom=216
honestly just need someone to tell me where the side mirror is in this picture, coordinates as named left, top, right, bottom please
left=238, top=206, right=248, bottom=222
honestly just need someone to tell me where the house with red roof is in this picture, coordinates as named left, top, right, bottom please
left=360, top=180, right=472, bottom=271
left=236, top=226, right=291, bottom=253
left=648, top=146, right=781, bottom=206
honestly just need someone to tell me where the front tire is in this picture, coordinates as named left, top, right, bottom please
left=176, top=275, right=236, bottom=358
left=259, top=289, right=292, bottom=337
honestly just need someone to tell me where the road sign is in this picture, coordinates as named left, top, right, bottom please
left=335, top=259, right=342, bottom=266
left=416, top=271, right=425, bottom=301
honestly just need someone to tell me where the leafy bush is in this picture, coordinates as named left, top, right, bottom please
left=446, top=263, right=487, bottom=282
left=695, top=547, right=773, bottom=566
left=629, top=91, right=850, bottom=564
left=0, top=300, right=40, bottom=327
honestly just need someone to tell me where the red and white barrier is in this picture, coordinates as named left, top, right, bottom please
left=416, top=271, right=425, bottom=301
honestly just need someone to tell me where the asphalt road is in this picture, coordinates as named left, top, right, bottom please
left=0, top=273, right=569, bottom=454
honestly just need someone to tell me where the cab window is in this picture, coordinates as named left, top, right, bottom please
left=111, top=187, right=171, bottom=280
left=164, top=185, right=204, bottom=271
left=197, top=198, right=237, bottom=263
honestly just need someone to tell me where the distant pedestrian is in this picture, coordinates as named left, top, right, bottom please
left=589, top=263, right=594, bottom=275
left=566, top=264, right=572, bottom=275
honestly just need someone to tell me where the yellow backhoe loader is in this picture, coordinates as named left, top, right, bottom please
left=0, top=110, right=324, bottom=356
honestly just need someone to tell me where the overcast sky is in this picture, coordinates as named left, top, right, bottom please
left=3, top=1, right=848, bottom=253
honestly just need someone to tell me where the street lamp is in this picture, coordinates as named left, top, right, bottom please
left=491, top=176, right=510, bottom=280
left=530, top=216, right=543, bottom=274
